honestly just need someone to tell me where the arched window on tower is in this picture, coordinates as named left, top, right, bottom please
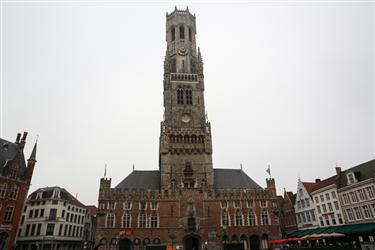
left=122, top=212, right=131, bottom=228
left=106, top=213, right=115, bottom=228
left=171, top=27, right=175, bottom=41
left=248, top=209, right=257, bottom=226
left=186, top=89, right=192, bottom=105
left=179, top=25, right=185, bottom=39
left=235, top=210, right=243, bottom=226
left=177, top=89, right=184, bottom=104
left=189, top=28, right=192, bottom=42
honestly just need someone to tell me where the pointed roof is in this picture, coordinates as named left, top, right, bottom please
left=214, top=169, right=262, bottom=189
left=115, top=170, right=161, bottom=189
left=28, top=141, right=37, bottom=162
left=302, top=182, right=317, bottom=194
left=311, top=175, right=339, bottom=192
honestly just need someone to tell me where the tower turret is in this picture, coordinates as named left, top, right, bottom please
left=159, top=7, right=213, bottom=191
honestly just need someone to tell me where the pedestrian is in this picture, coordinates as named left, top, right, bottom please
left=94, top=243, right=105, bottom=250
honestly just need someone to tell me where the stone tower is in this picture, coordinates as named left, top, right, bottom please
left=159, top=7, right=214, bottom=190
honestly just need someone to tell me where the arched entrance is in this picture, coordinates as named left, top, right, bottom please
left=119, top=238, right=132, bottom=250
left=249, top=235, right=260, bottom=250
left=183, top=234, right=200, bottom=250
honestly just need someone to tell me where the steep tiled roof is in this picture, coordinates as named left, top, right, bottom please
left=0, top=138, right=19, bottom=168
left=311, top=175, right=339, bottom=192
left=302, top=182, right=317, bottom=194
left=337, top=159, right=375, bottom=189
left=214, top=169, right=262, bottom=189
left=115, top=171, right=161, bottom=189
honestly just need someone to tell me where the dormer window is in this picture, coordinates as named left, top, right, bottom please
left=346, top=172, right=356, bottom=185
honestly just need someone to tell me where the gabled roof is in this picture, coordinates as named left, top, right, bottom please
left=311, top=175, right=339, bottom=192
left=214, top=169, right=262, bottom=189
left=337, top=159, right=375, bottom=189
left=302, top=182, right=317, bottom=194
left=115, top=170, right=161, bottom=189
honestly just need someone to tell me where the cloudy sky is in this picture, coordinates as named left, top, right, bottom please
left=1, top=1, right=374, bottom=205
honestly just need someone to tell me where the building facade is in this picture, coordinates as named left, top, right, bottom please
left=336, top=160, right=375, bottom=225
left=277, top=190, right=297, bottom=236
left=96, top=7, right=281, bottom=250
left=310, top=172, right=345, bottom=228
left=0, top=132, right=37, bottom=250
left=294, top=181, right=318, bottom=229
left=16, top=187, right=89, bottom=250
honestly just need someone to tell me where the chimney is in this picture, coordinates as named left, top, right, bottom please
left=20, top=131, right=28, bottom=149
left=15, top=133, right=21, bottom=144
left=336, top=167, right=342, bottom=174
left=315, top=178, right=321, bottom=183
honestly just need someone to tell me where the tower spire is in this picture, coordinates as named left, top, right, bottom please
left=104, top=164, right=107, bottom=178
left=28, top=139, right=37, bottom=162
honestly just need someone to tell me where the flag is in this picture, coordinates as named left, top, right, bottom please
left=266, top=165, right=271, bottom=176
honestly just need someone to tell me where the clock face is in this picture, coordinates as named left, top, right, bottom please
left=181, top=114, right=191, bottom=123
left=178, top=47, right=188, bottom=56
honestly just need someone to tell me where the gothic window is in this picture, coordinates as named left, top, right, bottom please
left=4, top=206, right=14, bottom=222
left=177, top=89, right=184, bottom=104
left=188, top=28, right=192, bottom=42
left=171, top=27, right=175, bottom=41
left=220, top=201, right=228, bottom=209
left=235, top=210, right=243, bottom=226
left=221, top=212, right=229, bottom=226
left=198, top=135, right=204, bottom=143
left=0, top=183, right=7, bottom=198
left=234, top=200, right=241, bottom=208
left=122, top=212, right=131, bottom=228
left=191, top=135, right=197, bottom=143
left=171, top=179, right=177, bottom=191
left=123, top=201, right=132, bottom=210
left=170, top=135, right=175, bottom=143
left=179, top=25, right=185, bottom=39
left=150, top=214, right=158, bottom=228
left=9, top=185, right=19, bottom=199
left=106, top=213, right=115, bottom=228
left=248, top=209, right=257, bottom=226
left=185, top=89, right=193, bottom=105
left=261, top=210, right=269, bottom=225
left=46, top=223, right=55, bottom=236
left=138, top=213, right=147, bottom=228
left=261, top=235, right=269, bottom=249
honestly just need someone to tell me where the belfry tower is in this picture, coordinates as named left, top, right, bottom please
left=159, top=7, right=214, bottom=190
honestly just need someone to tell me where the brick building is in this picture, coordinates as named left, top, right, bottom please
left=277, top=190, right=297, bottom=236
left=96, top=7, right=281, bottom=250
left=0, top=132, right=37, bottom=250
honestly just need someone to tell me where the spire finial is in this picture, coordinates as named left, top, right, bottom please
left=132, top=164, right=135, bottom=171
left=104, top=164, right=107, bottom=178
left=28, top=138, right=37, bottom=162
left=240, top=163, right=243, bottom=170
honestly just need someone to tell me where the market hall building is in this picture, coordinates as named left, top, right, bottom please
left=96, top=8, right=281, bottom=250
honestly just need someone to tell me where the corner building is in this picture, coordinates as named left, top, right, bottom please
left=97, top=8, right=280, bottom=250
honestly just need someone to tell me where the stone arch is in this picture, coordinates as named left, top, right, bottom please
left=249, top=235, right=260, bottom=250
left=183, top=234, right=201, bottom=250
left=231, top=234, right=239, bottom=242
left=118, top=237, right=131, bottom=250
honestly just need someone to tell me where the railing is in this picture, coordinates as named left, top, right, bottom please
left=170, top=73, right=198, bottom=82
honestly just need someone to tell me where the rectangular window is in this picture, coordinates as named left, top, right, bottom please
left=108, top=201, right=115, bottom=209
left=4, top=206, right=14, bottom=222
left=31, top=224, right=36, bottom=236
left=333, top=201, right=339, bottom=210
left=21, top=216, right=25, bottom=225
left=328, top=203, right=333, bottom=212
left=362, top=205, right=371, bottom=219
left=326, top=193, right=330, bottom=200
left=320, top=195, right=324, bottom=202
left=346, top=209, right=354, bottom=221
left=337, top=213, right=343, bottom=224
left=247, top=200, right=254, bottom=208
left=124, top=201, right=132, bottom=210
left=366, top=187, right=375, bottom=199
left=331, top=214, right=336, bottom=225
left=350, top=192, right=358, bottom=203
left=260, top=200, right=267, bottom=208
left=25, top=224, right=30, bottom=236
left=322, top=204, right=327, bottom=213
left=150, top=215, right=158, bottom=228
left=46, top=223, right=55, bottom=236
left=331, top=191, right=337, bottom=199
left=358, top=189, right=366, bottom=201
left=314, top=196, right=319, bottom=203
left=29, top=209, right=34, bottom=218
left=311, top=211, right=316, bottom=221
left=36, top=224, right=41, bottom=235
left=61, top=210, right=65, bottom=218
left=49, top=209, right=57, bottom=221
left=59, top=224, right=63, bottom=235
left=317, top=205, right=321, bottom=214
left=40, top=209, right=44, bottom=217
left=354, top=207, right=363, bottom=220
left=301, top=199, right=305, bottom=208
left=305, top=198, right=310, bottom=207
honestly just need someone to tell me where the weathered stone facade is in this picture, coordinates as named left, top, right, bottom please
left=96, top=7, right=281, bottom=250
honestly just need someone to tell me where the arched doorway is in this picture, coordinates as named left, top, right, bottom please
left=249, top=235, right=260, bottom=250
left=183, top=234, right=200, bottom=250
left=119, top=238, right=132, bottom=250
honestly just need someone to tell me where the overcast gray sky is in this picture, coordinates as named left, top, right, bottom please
left=1, top=1, right=374, bottom=205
